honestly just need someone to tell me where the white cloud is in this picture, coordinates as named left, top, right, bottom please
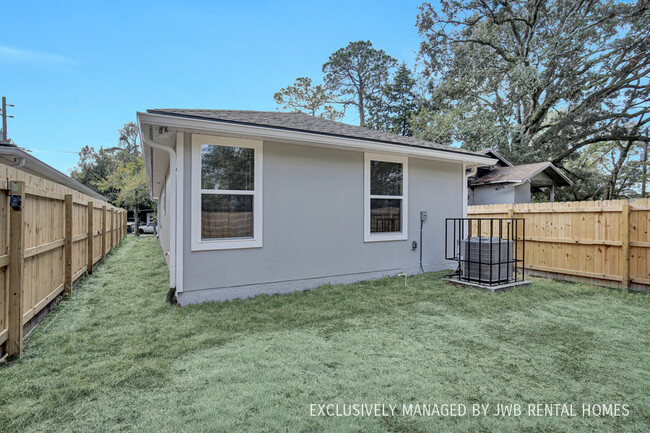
left=0, top=45, right=76, bottom=64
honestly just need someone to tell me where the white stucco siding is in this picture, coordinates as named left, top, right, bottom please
left=176, top=134, right=465, bottom=304
left=158, top=166, right=171, bottom=267
left=470, top=184, right=516, bottom=205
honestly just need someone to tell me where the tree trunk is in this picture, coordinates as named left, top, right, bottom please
left=604, top=141, right=635, bottom=200
left=134, top=206, right=140, bottom=237
left=643, top=140, right=648, bottom=198
left=358, top=93, right=365, bottom=126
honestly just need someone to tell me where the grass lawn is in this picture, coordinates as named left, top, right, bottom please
left=1, top=237, right=649, bottom=432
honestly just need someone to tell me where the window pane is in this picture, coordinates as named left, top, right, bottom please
left=201, top=144, right=254, bottom=190
left=370, top=199, right=401, bottom=233
left=201, top=194, right=253, bottom=239
left=370, top=160, right=402, bottom=196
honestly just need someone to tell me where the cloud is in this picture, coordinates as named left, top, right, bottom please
left=0, top=45, right=76, bottom=64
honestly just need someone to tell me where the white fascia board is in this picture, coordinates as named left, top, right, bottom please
left=136, top=112, right=496, bottom=167
left=473, top=180, right=526, bottom=186
left=141, top=141, right=157, bottom=199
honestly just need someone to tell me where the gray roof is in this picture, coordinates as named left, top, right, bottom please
left=470, top=162, right=573, bottom=187
left=147, top=109, right=485, bottom=158
left=0, top=145, right=107, bottom=200
left=478, top=149, right=513, bottom=167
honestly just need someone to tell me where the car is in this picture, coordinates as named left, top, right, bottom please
left=138, top=221, right=156, bottom=234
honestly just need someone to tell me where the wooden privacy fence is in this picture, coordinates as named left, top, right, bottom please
left=0, top=164, right=127, bottom=359
left=468, top=199, right=650, bottom=292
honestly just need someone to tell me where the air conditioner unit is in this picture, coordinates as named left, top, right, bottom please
left=460, top=237, right=513, bottom=283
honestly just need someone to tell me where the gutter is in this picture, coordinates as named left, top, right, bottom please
left=0, top=146, right=107, bottom=200
left=463, top=165, right=478, bottom=218
left=138, top=112, right=496, bottom=167
left=140, top=125, right=179, bottom=292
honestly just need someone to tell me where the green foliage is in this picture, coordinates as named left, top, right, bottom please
left=273, top=77, right=344, bottom=120
left=101, top=158, right=151, bottom=212
left=1, top=238, right=649, bottom=432
left=322, top=40, right=397, bottom=125
left=70, top=145, right=120, bottom=202
left=70, top=121, right=153, bottom=212
left=365, top=64, right=422, bottom=136
left=415, top=0, right=650, bottom=199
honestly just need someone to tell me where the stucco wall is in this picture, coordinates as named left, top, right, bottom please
left=158, top=166, right=171, bottom=267
left=178, top=133, right=465, bottom=304
left=470, top=184, right=515, bottom=205
left=514, top=183, right=531, bottom=203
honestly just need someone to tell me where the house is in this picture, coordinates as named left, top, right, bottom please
left=137, top=109, right=494, bottom=304
left=468, top=149, right=572, bottom=205
left=127, top=208, right=155, bottom=225
left=0, top=142, right=106, bottom=200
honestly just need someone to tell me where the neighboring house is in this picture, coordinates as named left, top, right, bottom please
left=137, top=109, right=494, bottom=304
left=127, top=208, right=155, bottom=225
left=468, top=149, right=572, bottom=205
left=0, top=142, right=107, bottom=201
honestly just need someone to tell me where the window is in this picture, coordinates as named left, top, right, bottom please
left=191, top=134, right=262, bottom=250
left=364, top=153, right=408, bottom=242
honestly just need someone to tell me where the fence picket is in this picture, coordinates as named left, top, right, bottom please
left=469, top=199, right=647, bottom=292
left=0, top=166, right=127, bottom=359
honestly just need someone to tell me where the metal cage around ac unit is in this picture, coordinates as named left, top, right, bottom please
left=445, top=218, right=525, bottom=286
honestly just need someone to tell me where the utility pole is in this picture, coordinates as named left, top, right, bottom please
left=1, top=96, right=15, bottom=143
left=643, top=139, right=648, bottom=198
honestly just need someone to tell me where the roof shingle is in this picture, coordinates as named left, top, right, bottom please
left=147, top=109, right=485, bottom=158
left=470, top=162, right=572, bottom=186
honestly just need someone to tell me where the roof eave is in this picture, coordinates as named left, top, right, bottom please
left=541, top=165, right=573, bottom=186
left=479, top=149, right=513, bottom=166
left=137, top=111, right=496, bottom=167
left=470, top=180, right=522, bottom=186
left=0, top=146, right=107, bottom=201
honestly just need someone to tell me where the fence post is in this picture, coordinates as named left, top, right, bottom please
left=101, top=205, right=107, bottom=262
left=621, top=200, right=630, bottom=293
left=110, top=209, right=115, bottom=251
left=87, top=202, right=94, bottom=274
left=64, top=194, right=73, bottom=295
left=7, top=181, right=25, bottom=357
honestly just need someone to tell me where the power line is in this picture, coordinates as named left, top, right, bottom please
left=22, top=148, right=80, bottom=154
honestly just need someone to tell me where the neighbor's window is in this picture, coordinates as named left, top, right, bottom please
left=192, top=135, right=263, bottom=251
left=364, top=154, right=408, bottom=242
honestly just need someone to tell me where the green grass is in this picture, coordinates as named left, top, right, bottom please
left=1, top=237, right=649, bottom=432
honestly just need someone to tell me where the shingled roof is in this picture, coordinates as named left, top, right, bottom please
left=470, top=161, right=573, bottom=187
left=147, top=109, right=485, bottom=158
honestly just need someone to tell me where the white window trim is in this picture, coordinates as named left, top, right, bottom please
left=191, top=134, right=263, bottom=251
left=364, top=152, right=408, bottom=242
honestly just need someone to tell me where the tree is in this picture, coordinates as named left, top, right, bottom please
left=273, top=77, right=344, bottom=120
left=323, top=40, right=398, bottom=125
left=117, top=121, right=141, bottom=162
left=70, top=122, right=154, bottom=227
left=415, top=0, right=650, bottom=184
left=70, top=146, right=119, bottom=202
left=100, top=158, right=152, bottom=233
left=365, top=63, right=422, bottom=136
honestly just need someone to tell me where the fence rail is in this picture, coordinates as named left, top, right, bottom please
left=468, top=198, right=650, bottom=292
left=0, top=163, right=127, bottom=359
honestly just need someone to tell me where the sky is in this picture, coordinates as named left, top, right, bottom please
left=1, top=0, right=427, bottom=173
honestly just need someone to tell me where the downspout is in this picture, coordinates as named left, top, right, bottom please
left=463, top=165, right=478, bottom=218
left=10, top=156, right=26, bottom=168
left=141, top=127, right=178, bottom=291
